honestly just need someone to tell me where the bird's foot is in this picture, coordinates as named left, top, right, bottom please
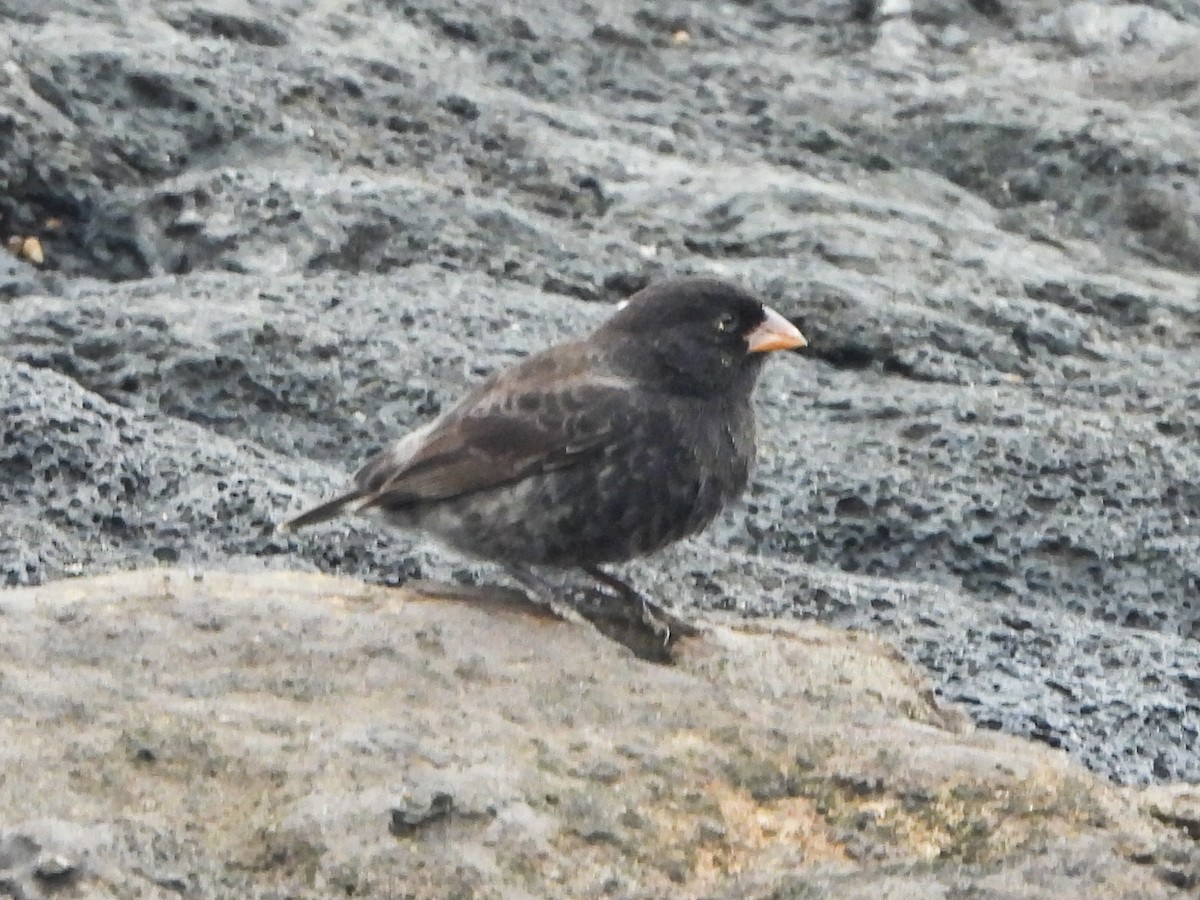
left=582, top=565, right=700, bottom=644
left=505, top=565, right=698, bottom=663
left=503, top=566, right=592, bottom=627
left=635, top=595, right=673, bottom=646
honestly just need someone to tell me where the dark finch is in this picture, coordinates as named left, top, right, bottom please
left=283, top=277, right=806, bottom=629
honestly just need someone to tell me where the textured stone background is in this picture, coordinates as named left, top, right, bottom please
left=3, top=0, right=1200, bottom=791
left=1, top=569, right=1197, bottom=898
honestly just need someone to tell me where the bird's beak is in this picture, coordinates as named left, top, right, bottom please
left=747, top=305, right=807, bottom=353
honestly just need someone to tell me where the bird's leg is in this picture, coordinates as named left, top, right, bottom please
left=580, top=565, right=698, bottom=644
left=503, top=564, right=590, bottom=626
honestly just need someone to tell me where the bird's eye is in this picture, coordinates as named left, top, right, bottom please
left=714, top=312, right=737, bottom=333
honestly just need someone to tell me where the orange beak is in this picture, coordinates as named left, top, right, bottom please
left=747, top=305, right=807, bottom=353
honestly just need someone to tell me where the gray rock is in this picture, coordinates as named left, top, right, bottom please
left=2, top=0, right=1200, bottom=796
left=1054, top=2, right=1200, bottom=56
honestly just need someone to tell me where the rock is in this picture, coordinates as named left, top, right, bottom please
left=0, top=252, right=43, bottom=298
left=389, top=791, right=455, bottom=834
left=1, top=0, right=1200, bottom=793
left=0, top=569, right=1195, bottom=898
left=0, top=822, right=105, bottom=900
left=1054, top=2, right=1200, bottom=56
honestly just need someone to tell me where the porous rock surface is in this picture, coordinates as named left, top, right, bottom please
left=2, top=2, right=1200, bottom=887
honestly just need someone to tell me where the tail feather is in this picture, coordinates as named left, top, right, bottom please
left=279, top=490, right=367, bottom=532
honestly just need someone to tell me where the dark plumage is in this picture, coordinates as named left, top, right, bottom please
left=284, top=276, right=805, bottom=632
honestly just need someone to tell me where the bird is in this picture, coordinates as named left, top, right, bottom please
left=283, top=276, right=806, bottom=640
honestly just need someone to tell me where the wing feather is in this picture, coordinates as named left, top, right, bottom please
left=352, top=345, right=633, bottom=511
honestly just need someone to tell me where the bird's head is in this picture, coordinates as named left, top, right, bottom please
left=598, top=277, right=807, bottom=397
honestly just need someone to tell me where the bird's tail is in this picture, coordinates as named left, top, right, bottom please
left=279, top=490, right=367, bottom=532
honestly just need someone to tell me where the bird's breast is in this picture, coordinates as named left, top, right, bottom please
left=605, top=396, right=754, bottom=550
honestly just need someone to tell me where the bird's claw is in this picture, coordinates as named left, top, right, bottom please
left=638, top=597, right=673, bottom=646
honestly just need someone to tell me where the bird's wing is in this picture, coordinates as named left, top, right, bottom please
left=352, top=352, right=636, bottom=511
